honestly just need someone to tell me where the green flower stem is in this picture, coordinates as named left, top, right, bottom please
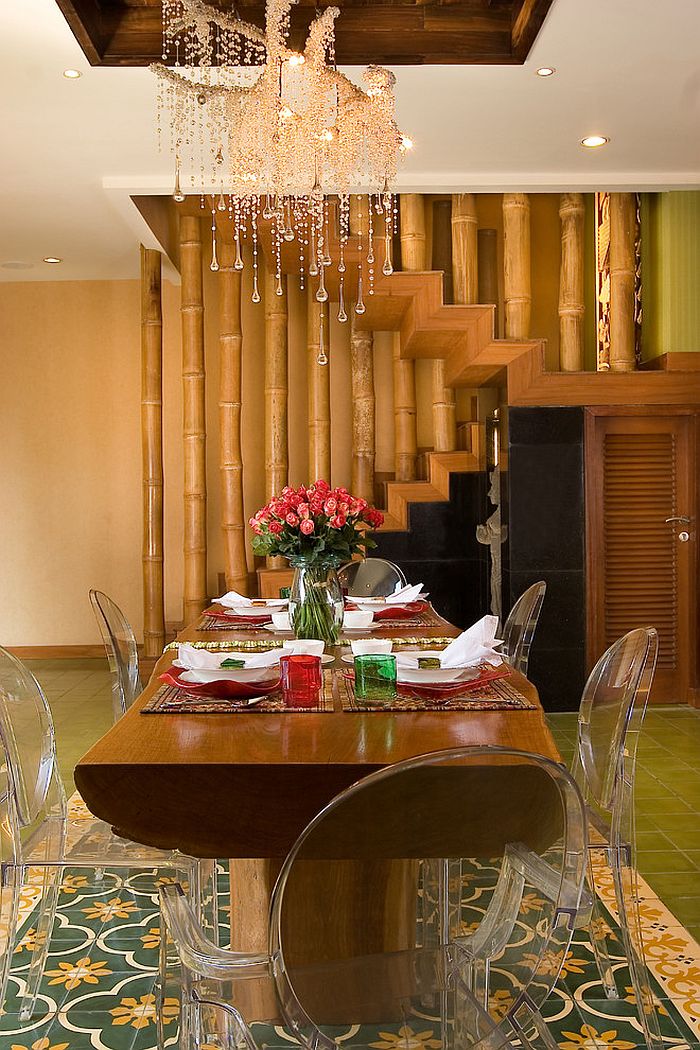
left=291, top=562, right=340, bottom=645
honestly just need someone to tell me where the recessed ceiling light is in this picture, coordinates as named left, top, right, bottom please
left=581, top=135, right=610, bottom=149
left=536, top=66, right=556, bottom=77
left=43, top=257, right=63, bottom=264
left=63, top=68, right=82, bottom=79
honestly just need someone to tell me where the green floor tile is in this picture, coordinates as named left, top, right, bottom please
left=637, top=850, right=698, bottom=874
left=657, top=894, right=700, bottom=926
left=636, top=796, right=696, bottom=816
left=644, top=871, right=700, bottom=898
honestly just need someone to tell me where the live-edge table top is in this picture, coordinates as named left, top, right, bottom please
left=75, top=608, right=559, bottom=859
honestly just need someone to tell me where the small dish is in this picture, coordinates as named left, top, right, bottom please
left=342, top=610, right=375, bottom=629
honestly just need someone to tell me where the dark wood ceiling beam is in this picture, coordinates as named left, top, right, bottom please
left=54, top=0, right=554, bottom=66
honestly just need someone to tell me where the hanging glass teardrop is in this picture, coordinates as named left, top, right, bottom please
left=316, top=267, right=328, bottom=303
left=276, top=273, right=284, bottom=296
left=382, top=234, right=393, bottom=276
left=234, top=234, right=244, bottom=271
left=210, top=211, right=219, bottom=271
left=172, top=163, right=185, bottom=203
left=217, top=193, right=226, bottom=211
left=337, top=277, right=348, bottom=322
left=317, top=314, right=328, bottom=365
left=355, top=274, right=366, bottom=314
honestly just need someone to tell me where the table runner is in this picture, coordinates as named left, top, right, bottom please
left=164, top=636, right=458, bottom=653
left=142, top=678, right=335, bottom=714
left=336, top=672, right=536, bottom=712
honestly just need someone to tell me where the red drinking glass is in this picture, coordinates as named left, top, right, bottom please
left=279, top=654, right=322, bottom=708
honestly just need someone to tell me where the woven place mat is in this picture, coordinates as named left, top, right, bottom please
left=142, top=674, right=335, bottom=714
left=337, top=673, right=536, bottom=712
left=198, top=615, right=272, bottom=631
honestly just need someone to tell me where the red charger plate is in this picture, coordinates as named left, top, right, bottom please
left=160, top=666, right=280, bottom=699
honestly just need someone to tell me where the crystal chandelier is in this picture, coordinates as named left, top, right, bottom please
left=153, top=0, right=412, bottom=350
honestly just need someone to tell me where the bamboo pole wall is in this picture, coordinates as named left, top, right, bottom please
left=477, top=229, right=500, bottom=335
left=452, top=193, right=478, bottom=304
left=140, top=246, right=165, bottom=657
left=264, top=268, right=288, bottom=568
left=393, top=332, right=418, bottom=482
left=307, top=293, right=331, bottom=482
left=503, top=193, right=531, bottom=339
left=609, top=192, right=637, bottom=372
left=350, top=314, right=375, bottom=503
left=219, top=237, right=249, bottom=594
left=180, top=215, right=208, bottom=621
left=558, top=193, right=585, bottom=372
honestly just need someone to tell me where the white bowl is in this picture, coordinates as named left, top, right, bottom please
left=343, top=610, right=375, bottom=629
left=351, top=639, right=393, bottom=656
left=271, top=611, right=292, bottom=630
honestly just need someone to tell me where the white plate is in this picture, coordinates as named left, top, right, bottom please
left=341, top=652, right=393, bottom=664
left=220, top=606, right=280, bottom=619
left=350, top=593, right=428, bottom=609
left=218, top=598, right=287, bottom=609
left=262, top=624, right=293, bottom=634
left=341, top=625, right=380, bottom=634
left=176, top=654, right=334, bottom=682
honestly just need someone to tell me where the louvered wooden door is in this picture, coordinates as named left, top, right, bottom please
left=587, top=412, right=697, bottom=704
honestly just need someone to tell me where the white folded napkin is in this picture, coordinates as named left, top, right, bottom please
left=216, top=590, right=287, bottom=609
left=438, top=615, right=503, bottom=668
left=352, top=582, right=425, bottom=606
left=176, top=640, right=325, bottom=671
left=387, top=582, right=425, bottom=603
left=176, top=643, right=280, bottom=669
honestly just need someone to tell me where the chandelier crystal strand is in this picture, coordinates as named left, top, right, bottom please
left=153, top=0, right=411, bottom=314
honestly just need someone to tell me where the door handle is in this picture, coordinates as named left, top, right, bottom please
left=665, top=516, right=692, bottom=525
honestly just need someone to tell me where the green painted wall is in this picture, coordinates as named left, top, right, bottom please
left=641, top=191, right=700, bottom=359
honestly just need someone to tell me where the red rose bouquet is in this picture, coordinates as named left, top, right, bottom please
left=249, top=480, right=384, bottom=565
left=249, top=481, right=385, bottom=643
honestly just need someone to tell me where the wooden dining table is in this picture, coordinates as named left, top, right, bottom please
left=76, top=604, right=559, bottom=860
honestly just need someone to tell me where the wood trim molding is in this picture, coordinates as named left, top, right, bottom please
left=640, top=353, right=700, bottom=372
left=8, top=645, right=108, bottom=660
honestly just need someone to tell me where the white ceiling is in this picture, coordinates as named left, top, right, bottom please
left=1, top=0, right=699, bottom=281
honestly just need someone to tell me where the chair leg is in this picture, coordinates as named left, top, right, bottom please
left=19, top=864, right=62, bottom=1021
left=189, top=860, right=219, bottom=946
left=611, top=850, right=664, bottom=1050
left=0, top=864, right=23, bottom=1013
left=586, top=852, right=618, bottom=1000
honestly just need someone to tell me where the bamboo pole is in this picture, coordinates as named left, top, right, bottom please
left=219, top=237, right=248, bottom=594
left=180, top=215, right=208, bottom=622
left=400, top=194, right=426, bottom=272
left=503, top=193, right=531, bottom=339
left=307, top=293, right=331, bottom=482
left=431, top=199, right=454, bottom=303
left=609, top=192, right=637, bottom=372
left=558, top=193, right=585, bottom=371
left=478, top=228, right=500, bottom=335
left=350, top=314, right=375, bottom=503
left=140, top=246, right=165, bottom=657
left=429, top=199, right=457, bottom=452
left=264, top=268, right=288, bottom=569
left=393, top=333, right=418, bottom=482
left=452, top=193, right=478, bottom=305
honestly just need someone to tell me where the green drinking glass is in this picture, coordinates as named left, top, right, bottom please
left=353, top=654, right=397, bottom=707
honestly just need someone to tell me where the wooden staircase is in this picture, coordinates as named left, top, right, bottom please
left=378, top=443, right=483, bottom=533
left=351, top=270, right=700, bottom=406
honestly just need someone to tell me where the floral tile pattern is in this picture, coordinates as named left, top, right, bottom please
left=1, top=793, right=699, bottom=1050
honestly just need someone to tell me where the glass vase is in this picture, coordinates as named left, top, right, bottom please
left=289, top=561, right=344, bottom=645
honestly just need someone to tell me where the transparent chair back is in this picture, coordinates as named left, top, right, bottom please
left=269, top=746, right=587, bottom=1050
left=0, top=646, right=63, bottom=828
left=89, top=589, right=142, bottom=719
left=501, top=581, right=546, bottom=675
left=337, top=559, right=407, bottom=598
left=574, top=627, right=655, bottom=813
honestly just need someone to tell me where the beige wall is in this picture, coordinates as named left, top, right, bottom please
left=0, top=254, right=399, bottom=645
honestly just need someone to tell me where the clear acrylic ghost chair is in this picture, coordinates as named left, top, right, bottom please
left=0, top=645, right=216, bottom=1022
left=337, top=559, right=407, bottom=598
left=571, top=626, right=663, bottom=1050
left=159, top=745, right=588, bottom=1050
left=89, top=589, right=142, bottom=721
left=501, top=581, right=546, bottom=676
